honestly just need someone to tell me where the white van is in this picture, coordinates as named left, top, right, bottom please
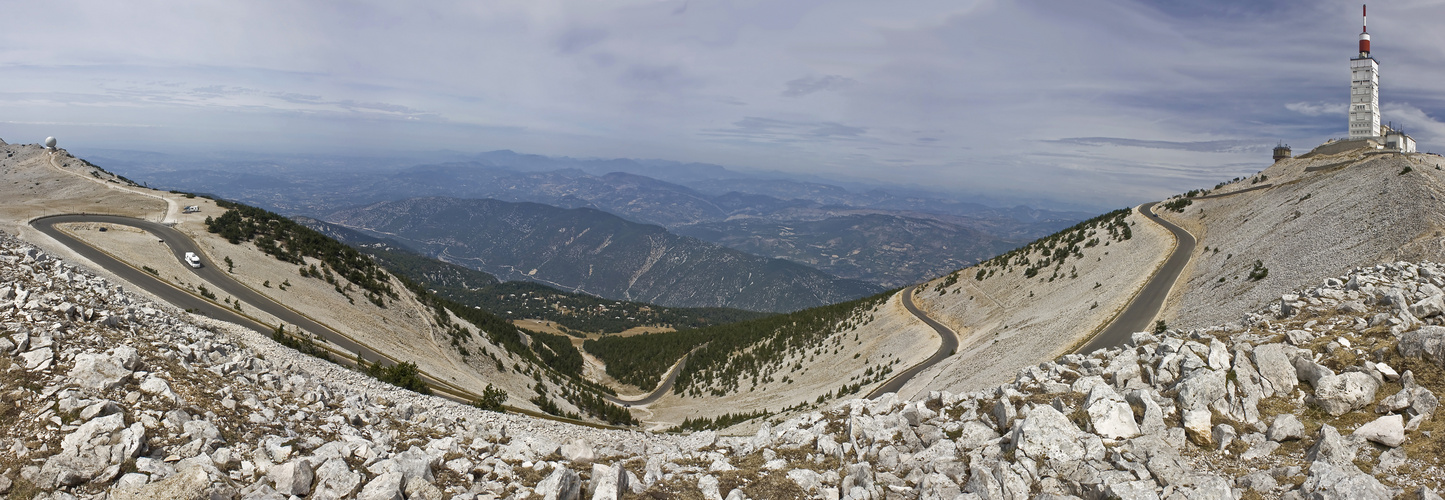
left=184, top=252, right=202, bottom=269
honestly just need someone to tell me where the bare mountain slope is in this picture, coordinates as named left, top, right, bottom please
left=0, top=141, right=634, bottom=424
left=886, top=145, right=1445, bottom=400
left=1159, top=148, right=1445, bottom=328
left=896, top=208, right=1175, bottom=398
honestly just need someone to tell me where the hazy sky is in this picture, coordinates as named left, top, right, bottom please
left=4, top=0, right=1445, bottom=209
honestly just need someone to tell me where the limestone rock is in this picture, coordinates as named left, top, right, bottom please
left=312, top=458, right=362, bottom=500
left=536, top=467, right=581, bottom=500
left=698, top=474, right=722, bottom=500
left=1301, top=462, right=1391, bottom=499
left=69, top=350, right=135, bottom=390
left=787, top=469, right=822, bottom=493
left=1305, top=424, right=1355, bottom=467
left=1294, top=357, right=1336, bottom=388
left=1411, top=295, right=1445, bottom=319
left=1183, top=409, right=1212, bottom=447
left=1086, top=386, right=1140, bottom=439
left=1211, top=424, right=1237, bottom=452
left=357, top=471, right=404, bottom=500
left=561, top=440, right=595, bottom=464
left=1175, top=369, right=1227, bottom=411
left=139, top=375, right=179, bottom=402
left=1311, top=372, right=1381, bottom=416
left=269, top=460, right=315, bottom=496
left=1399, top=326, right=1445, bottom=365
left=590, top=463, right=627, bottom=500
left=107, top=463, right=216, bottom=500
left=1252, top=344, right=1298, bottom=397
left=1352, top=415, right=1405, bottom=447
left=1011, top=405, right=1087, bottom=463
left=1267, top=414, right=1306, bottom=442
left=402, top=478, right=444, bottom=500
left=20, top=346, right=53, bottom=371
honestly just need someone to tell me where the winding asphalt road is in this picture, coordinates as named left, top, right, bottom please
left=29, top=214, right=489, bottom=404
left=1076, top=202, right=1195, bottom=354
left=867, top=285, right=958, bottom=399
left=32, top=213, right=650, bottom=430
left=604, top=354, right=689, bottom=406
left=34, top=215, right=387, bottom=359
left=1075, top=184, right=1276, bottom=353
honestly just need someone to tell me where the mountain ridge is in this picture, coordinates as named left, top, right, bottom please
left=324, top=196, right=884, bottom=312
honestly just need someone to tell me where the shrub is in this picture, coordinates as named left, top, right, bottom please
left=364, top=361, right=431, bottom=395
left=472, top=384, right=508, bottom=412
left=1248, top=260, right=1269, bottom=281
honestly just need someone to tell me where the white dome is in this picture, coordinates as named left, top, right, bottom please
left=44, top=137, right=56, bottom=149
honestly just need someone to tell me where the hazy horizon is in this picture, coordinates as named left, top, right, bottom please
left=4, top=0, right=1444, bottom=209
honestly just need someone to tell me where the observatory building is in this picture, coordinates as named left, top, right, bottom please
left=1348, top=5, right=1415, bottom=152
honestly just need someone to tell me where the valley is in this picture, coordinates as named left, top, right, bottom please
left=83, top=149, right=1082, bottom=292
left=9, top=137, right=1445, bottom=498
left=321, top=197, right=882, bottom=312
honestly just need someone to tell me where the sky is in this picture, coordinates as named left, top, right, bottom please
left=3, top=0, right=1445, bottom=210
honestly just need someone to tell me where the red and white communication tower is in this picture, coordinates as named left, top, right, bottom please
left=1349, top=4, right=1380, bottom=139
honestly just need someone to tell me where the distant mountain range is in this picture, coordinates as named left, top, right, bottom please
left=81, top=148, right=1088, bottom=289
left=299, top=217, right=771, bottom=331
left=673, top=213, right=1022, bottom=287
left=321, top=197, right=883, bottom=312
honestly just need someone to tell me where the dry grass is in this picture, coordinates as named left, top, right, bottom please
left=625, top=477, right=706, bottom=500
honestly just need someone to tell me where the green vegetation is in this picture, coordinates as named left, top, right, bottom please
left=78, top=157, right=140, bottom=187
left=360, top=244, right=768, bottom=334
left=271, top=324, right=331, bottom=362
left=204, top=200, right=396, bottom=306
left=1154, top=320, right=1168, bottom=334
left=394, top=272, right=635, bottom=423
left=1248, top=260, right=1269, bottom=281
left=669, top=410, right=771, bottom=432
left=1401, top=166, right=1413, bottom=175
left=224, top=256, right=234, bottom=273
left=933, top=272, right=960, bottom=294
left=585, top=290, right=893, bottom=396
left=969, top=208, right=1132, bottom=284
left=1160, top=197, right=1192, bottom=213
left=363, top=360, right=431, bottom=395
left=472, top=384, right=508, bottom=413
left=142, top=266, right=158, bottom=276
left=197, top=285, right=217, bottom=300
left=530, top=330, right=583, bottom=375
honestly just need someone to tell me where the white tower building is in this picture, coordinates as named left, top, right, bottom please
left=1349, top=5, right=1380, bottom=139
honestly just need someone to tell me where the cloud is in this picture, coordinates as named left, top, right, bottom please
left=782, top=75, right=856, bottom=97
left=1383, top=103, right=1445, bottom=144
left=1, top=120, right=157, bottom=128
left=556, top=27, right=609, bottom=54
left=701, top=117, right=869, bottom=144
left=1285, top=101, right=1348, bottom=116
left=4, top=0, right=1444, bottom=209
left=1046, top=137, right=1271, bottom=154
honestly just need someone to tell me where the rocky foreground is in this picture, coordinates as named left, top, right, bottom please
left=5, top=228, right=1445, bottom=500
